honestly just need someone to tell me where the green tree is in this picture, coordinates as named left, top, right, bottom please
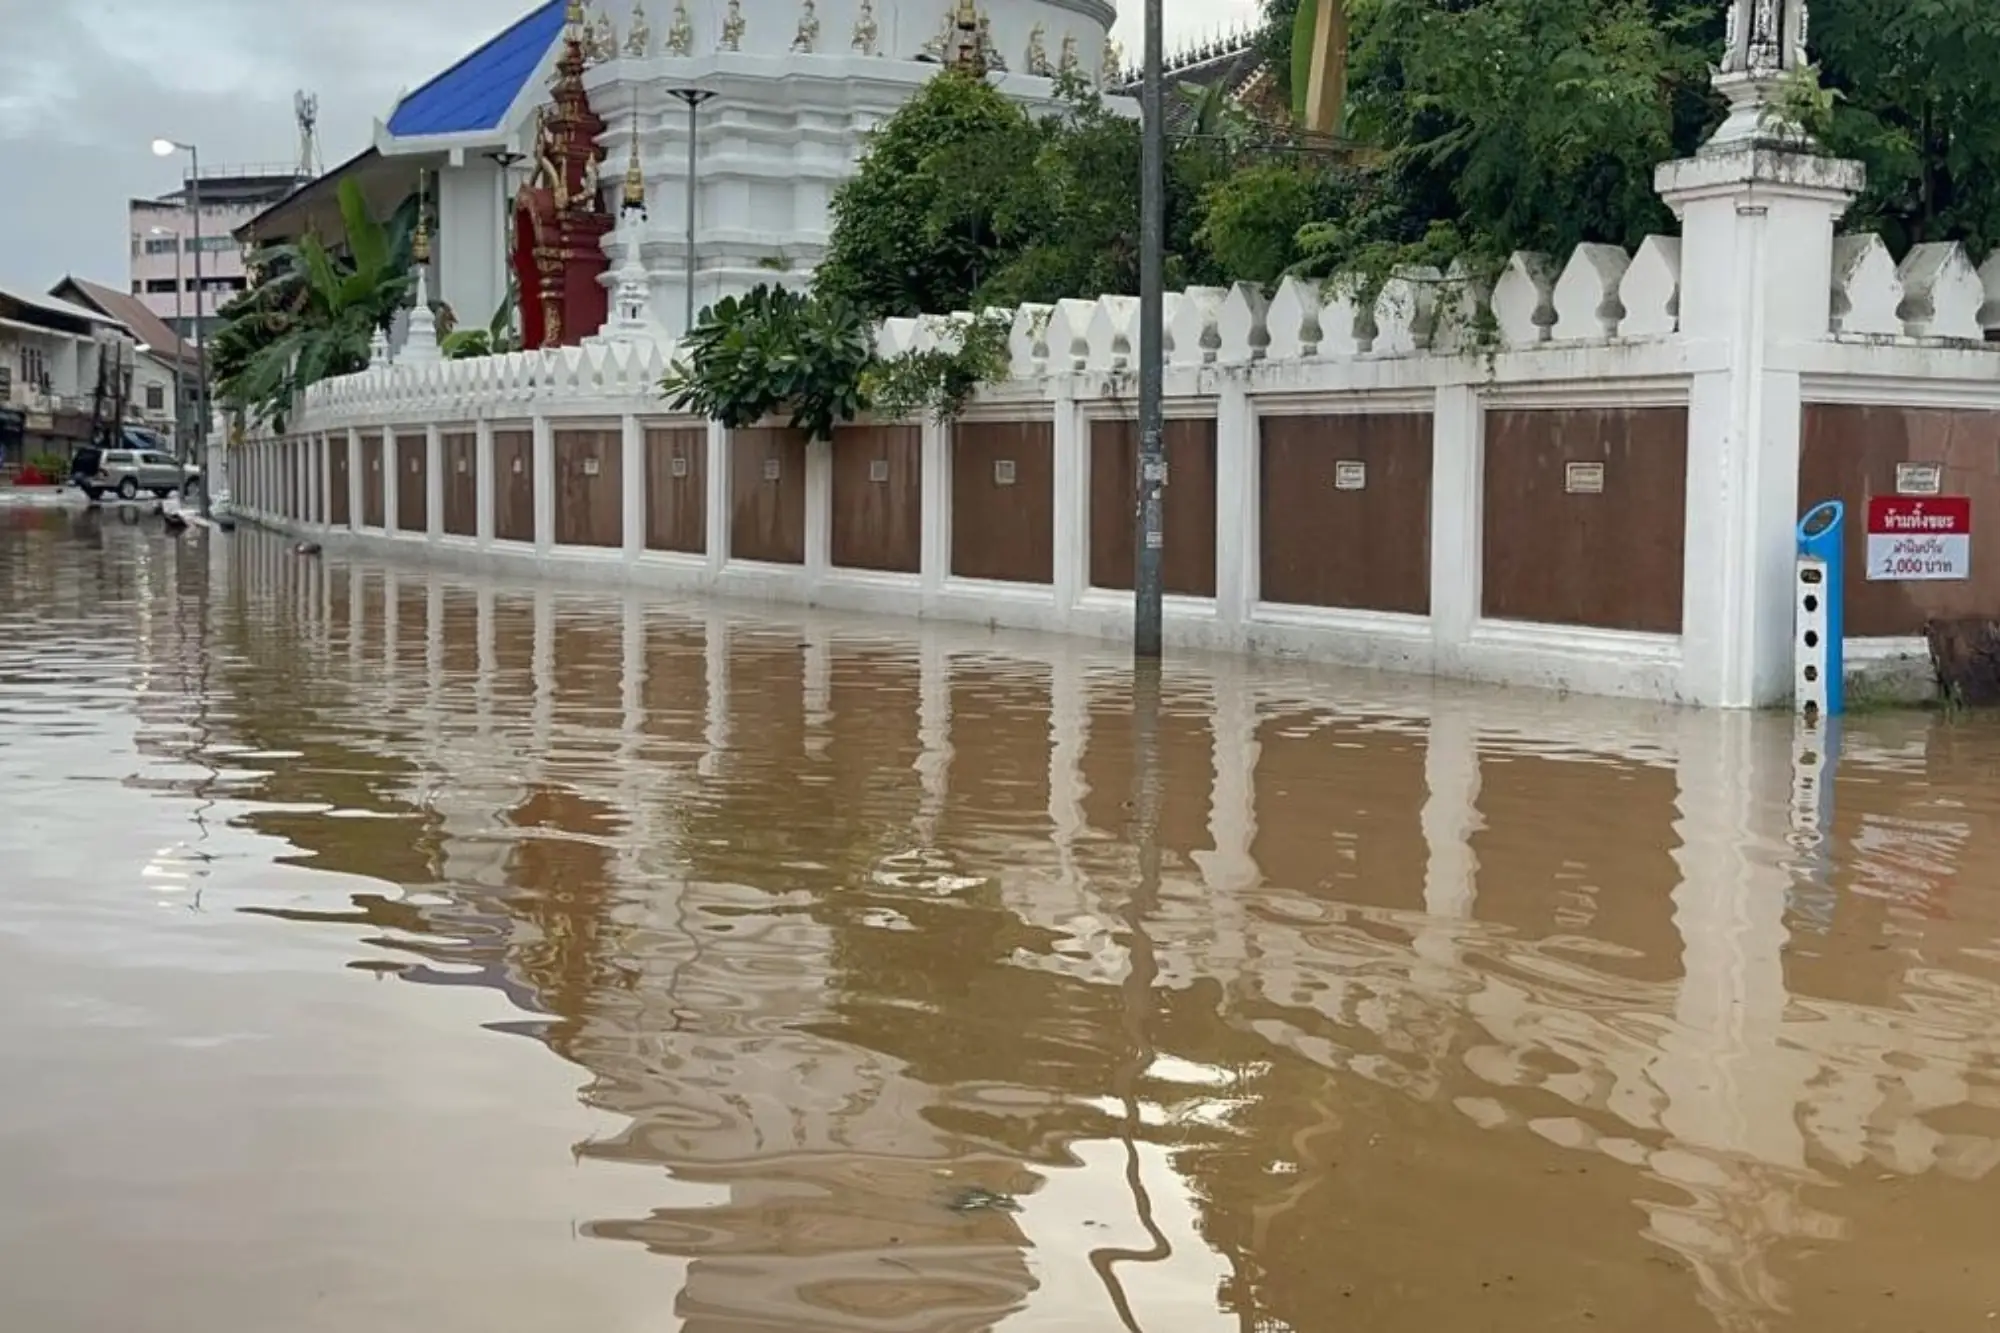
left=1812, top=0, right=2000, bottom=254
left=214, top=181, right=423, bottom=430
left=815, top=70, right=1039, bottom=319
left=816, top=71, right=1235, bottom=317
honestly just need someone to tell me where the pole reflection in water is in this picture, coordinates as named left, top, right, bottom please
left=4, top=522, right=2000, bottom=1331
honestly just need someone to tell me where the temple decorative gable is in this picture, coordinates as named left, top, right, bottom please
left=513, top=0, right=614, bottom=348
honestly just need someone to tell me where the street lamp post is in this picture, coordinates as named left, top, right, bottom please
left=147, top=225, right=186, bottom=456
left=152, top=137, right=210, bottom=518
left=667, top=88, right=716, bottom=335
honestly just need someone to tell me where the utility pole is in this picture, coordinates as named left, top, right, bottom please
left=1133, top=0, right=1166, bottom=659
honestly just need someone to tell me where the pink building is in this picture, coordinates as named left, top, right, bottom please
left=128, top=166, right=303, bottom=340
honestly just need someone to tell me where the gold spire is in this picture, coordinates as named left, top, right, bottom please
left=412, top=171, right=432, bottom=263
left=622, top=99, right=646, bottom=212
left=566, top=0, right=585, bottom=27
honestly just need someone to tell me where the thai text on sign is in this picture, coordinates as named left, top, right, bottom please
left=1865, top=495, right=1970, bottom=581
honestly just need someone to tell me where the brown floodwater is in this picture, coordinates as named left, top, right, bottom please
left=4, top=506, right=2000, bottom=1332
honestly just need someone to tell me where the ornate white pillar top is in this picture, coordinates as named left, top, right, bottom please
left=1720, top=0, right=1808, bottom=78
left=1708, top=0, right=1814, bottom=149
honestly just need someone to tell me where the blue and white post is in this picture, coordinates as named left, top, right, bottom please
left=1794, top=501, right=1845, bottom=718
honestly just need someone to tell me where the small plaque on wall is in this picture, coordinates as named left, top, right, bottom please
left=455, top=458, right=468, bottom=474
left=511, top=456, right=524, bottom=474
left=670, top=456, right=690, bottom=479
left=869, top=458, right=890, bottom=483
left=371, top=457, right=380, bottom=472
left=763, top=457, right=782, bottom=482
left=1896, top=462, right=1944, bottom=496
left=582, top=457, right=601, bottom=477
left=1142, top=459, right=1169, bottom=486
left=993, top=458, right=1017, bottom=486
left=1565, top=461, right=1606, bottom=495
left=1334, top=460, right=1366, bottom=491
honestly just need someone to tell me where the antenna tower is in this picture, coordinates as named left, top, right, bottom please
left=294, top=91, right=323, bottom=180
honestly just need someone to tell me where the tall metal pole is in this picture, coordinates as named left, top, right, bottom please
left=190, top=146, right=211, bottom=518
left=1133, top=0, right=1166, bottom=660
left=669, top=88, right=715, bottom=334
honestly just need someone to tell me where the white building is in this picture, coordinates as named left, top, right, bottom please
left=0, top=286, right=143, bottom=467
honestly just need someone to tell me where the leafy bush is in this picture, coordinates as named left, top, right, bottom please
left=662, top=284, right=1012, bottom=437
left=663, top=286, right=874, bottom=442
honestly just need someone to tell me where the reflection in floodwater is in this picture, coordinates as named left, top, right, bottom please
left=4, top=514, right=2000, bottom=1331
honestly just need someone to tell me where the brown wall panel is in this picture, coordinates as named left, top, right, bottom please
left=644, top=426, right=706, bottom=555
left=442, top=432, right=477, bottom=537
left=360, top=433, right=385, bottom=529
left=730, top=427, right=807, bottom=565
left=492, top=427, right=535, bottom=545
left=831, top=424, right=922, bottom=574
left=554, top=428, right=623, bottom=548
left=951, top=419, right=1053, bottom=584
left=328, top=439, right=351, bottom=526
left=1090, top=416, right=1217, bottom=596
left=1799, top=404, right=2000, bottom=637
left=396, top=432, right=427, bottom=534
left=1483, top=407, right=1686, bottom=634
left=1260, top=412, right=1432, bottom=613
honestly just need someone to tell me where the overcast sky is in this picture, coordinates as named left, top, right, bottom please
left=0, top=0, right=1257, bottom=295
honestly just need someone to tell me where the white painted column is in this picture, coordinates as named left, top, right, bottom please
left=1419, top=704, right=1482, bottom=921
left=621, top=412, right=645, bottom=561
left=475, top=418, right=495, bottom=549
left=1051, top=394, right=1085, bottom=619
left=345, top=427, right=363, bottom=532
left=705, top=419, right=730, bottom=575
left=1657, top=147, right=1862, bottom=707
left=532, top=415, right=554, bottom=555
left=384, top=428, right=400, bottom=537
left=1213, top=376, right=1255, bottom=630
left=919, top=416, right=950, bottom=600
left=804, top=436, right=832, bottom=594
left=314, top=434, right=329, bottom=529
left=426, top=424, right=443, bottom=542
left=1430, top=384, right=1484, bottom=663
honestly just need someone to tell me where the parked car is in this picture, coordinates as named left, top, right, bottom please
left=71, top=446, right=202, bottom=502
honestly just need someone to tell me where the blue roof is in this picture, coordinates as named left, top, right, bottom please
left=386, top=0, right=565, bottom=139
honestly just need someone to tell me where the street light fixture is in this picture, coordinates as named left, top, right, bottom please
left=667, top=88, right=716, bottom=335
left=147, top=225, right=187, bottom=455
left=152, top=137, right=210, bottom=518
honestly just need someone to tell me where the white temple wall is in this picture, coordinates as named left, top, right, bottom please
left=241, top=137, right=2000, bottom=709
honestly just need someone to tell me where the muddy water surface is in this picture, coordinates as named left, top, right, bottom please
left=3, top=507, right=2000, bottom=1331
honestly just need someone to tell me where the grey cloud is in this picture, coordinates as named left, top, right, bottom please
left=0, top=0, right=536, bottom=289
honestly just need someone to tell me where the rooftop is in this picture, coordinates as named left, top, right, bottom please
left=0, top=285, right=129, bottom=338
left=49, top=278, right=197, bottom=365
left=385, top=0, right=566, bottom=140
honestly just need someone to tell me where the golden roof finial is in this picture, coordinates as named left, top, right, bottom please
left=622, top=98, right=646, bottom=212
left=412, top=170, right=432, bottom=263
left=566, top=0, right=586, bottom=28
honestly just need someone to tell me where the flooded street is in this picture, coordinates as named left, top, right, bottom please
left=5, top=506, right=2000, bottom=1332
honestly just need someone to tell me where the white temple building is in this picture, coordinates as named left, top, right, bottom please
left=244, top=0, right=1120, bottom=342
